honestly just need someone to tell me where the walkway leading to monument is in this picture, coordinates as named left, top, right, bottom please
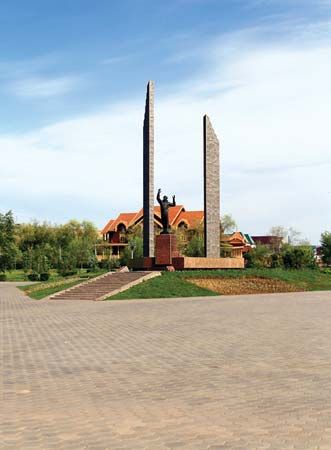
left=49, top=270, right=160, bottom=301
left=2, top=285, right=331, bottom=449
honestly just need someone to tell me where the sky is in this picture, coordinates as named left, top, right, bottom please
left=0, top=0, right=330, bottom=244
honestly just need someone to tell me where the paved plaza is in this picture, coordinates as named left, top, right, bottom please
left=1, top=283, right=331, bottom=450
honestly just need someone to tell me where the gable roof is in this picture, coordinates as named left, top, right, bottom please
left=174, top=211, right=204, bottom=228
left=107, top=213, right=137, bottom=233
left=101, top=219, right=114, bottom=235
left=102, top=206, right=185, bottom=233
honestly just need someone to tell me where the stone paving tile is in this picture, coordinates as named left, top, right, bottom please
left=1, top=283, right=331, bottom=449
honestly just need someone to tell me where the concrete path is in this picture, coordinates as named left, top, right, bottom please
left=1, top=282, right=331, bottom=449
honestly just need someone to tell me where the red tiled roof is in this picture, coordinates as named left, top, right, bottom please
left=101, top=219, right=114, bottom=235
left=107, top=213, right=137, bottom=232
left=102, top=206, right=205, bottom=234
left=222, top=231, right=246, bottom=245
left=153, top=205, right=184, bottom=225
left=174, top=211, right=204, bottom=228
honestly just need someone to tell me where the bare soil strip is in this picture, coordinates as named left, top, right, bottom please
left=189, top=276, right=303, bottom=295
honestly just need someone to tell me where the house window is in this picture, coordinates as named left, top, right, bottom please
left=178, top=221, right=188, bottom=230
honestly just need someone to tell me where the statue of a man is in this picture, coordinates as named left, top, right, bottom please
left=157, top=188, right=176, bottom=234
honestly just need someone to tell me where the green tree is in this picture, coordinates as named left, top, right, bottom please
left=120, top=237, right=143, bottom=266
left=0, top=211, right=18, bottom=272
left=220, top=214, right=237, bottom=234
left=321, top=232, right=331, bottom=266
left=184, top=235, right=204, bottom=257
left=282, top=245, right=315, bottom=269
left=244, top=245, right=271, bottom=268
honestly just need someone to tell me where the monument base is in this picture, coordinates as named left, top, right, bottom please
left=135, top=255, right=244, bottom=271
left=155, top=234, right=179, bottom=266
left=136, top=234, right=244, bottom=271
left=172, top=256, right=245, bottom=270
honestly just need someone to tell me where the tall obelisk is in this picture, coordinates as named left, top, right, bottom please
left=143, top=81, right=155, bottom=258
left=203, top=115, right=220, bottom=258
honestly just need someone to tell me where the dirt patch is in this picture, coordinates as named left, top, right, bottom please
left=188, top=277, right=303, bottom=295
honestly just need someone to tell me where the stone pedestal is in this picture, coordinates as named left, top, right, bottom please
left=155, top=234, right=179, bottom=266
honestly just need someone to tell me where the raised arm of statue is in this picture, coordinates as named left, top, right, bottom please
left=169, top=195, right=176, bottom=207
left=156, top=188, right=162, bottom=205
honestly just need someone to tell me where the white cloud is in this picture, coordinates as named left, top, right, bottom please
left=1, top=25, right=330, bottom=243
left=8, top=75, right=80, bottom=98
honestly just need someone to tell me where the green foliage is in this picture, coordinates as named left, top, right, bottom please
left=120, top=237, right=143, bottom=266
left=244, top=245, right=271, bottom=268
left=98, top=257, right=120, bottom=271
left=40, top=273, right=50, bottom=281
left=220, top=244, right=233, bottom=258
left=282, top=245, right=315, bottom=269
left=87, top=255, right=99, bottom=272
left=321, top=231, right=331, bottom=265
left=220, top=214, right=237, bottom=234
left=184, top=235, right=204, bottom=257
left=0, top=211, right=19, bottom=273
left=270, top=252, right=283, bottom=268
left=245, top=244, right=315, bottom=270
left=57, top=253, right=78, bottom=277
left=28, top=272, right=39, bottom=281
left=15, top=218, right=99, bottom=273
left=0, top=273, right=7, bottom=281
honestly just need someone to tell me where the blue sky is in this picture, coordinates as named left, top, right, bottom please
left=0, top=0, right=330, bottom=243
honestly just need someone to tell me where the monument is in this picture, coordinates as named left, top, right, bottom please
left=203, top=115, right=220, bottom=258
left=156, top=188, right=176, bottom=234
left=143, top=81, right=155, bottom=258
left=155, top=188, right=179, bottom=266
left=140, top=81, right=244, bottom=270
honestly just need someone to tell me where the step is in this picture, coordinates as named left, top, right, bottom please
left=50, top=271, right=161, bottom=301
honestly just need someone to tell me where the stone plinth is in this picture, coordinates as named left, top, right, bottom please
left=203, top=115, right=220, bottom=258
left=178, top=257, right=244, bottom=270
left=155, top=234, right=178, bottom=266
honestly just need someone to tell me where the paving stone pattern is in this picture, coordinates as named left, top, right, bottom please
left=1, top=283, right=331, bottom=449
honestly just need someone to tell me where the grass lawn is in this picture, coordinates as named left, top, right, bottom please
left=109, top=274, right=217, bottom=300
left=4, top=269, right=106, bottom=282
left=109, top=268, right=331, bottom=300
left=20, top=279, right=84, bottom=300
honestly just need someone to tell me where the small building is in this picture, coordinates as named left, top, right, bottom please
left=251, top=235, right=284, bottom=252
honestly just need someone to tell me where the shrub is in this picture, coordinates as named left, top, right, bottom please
left=98, top=257, right=120, bottom=271
left=184, top=236, right=204, bottom=257
left=57, top=254, right=77, bottom=277
left=27, top=272, right=39, bottom=281
left=281, top=245, right=315, bottom=269
left=321, top=231, right=331, bottom=265
left=220, top=244, right=233, bottom=258
left=244, top=245, right=271, bottom=268
left=87, top=255, right=98, bottom=272
left=39, top=272, right=50, bottom=281
left=120, top=237, right=143, bottom=266
left=0, top=273, right=7, bottom=281
left=59, top=269, right=77, bottom=277
left=271, top=252, right=284, bottom=268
